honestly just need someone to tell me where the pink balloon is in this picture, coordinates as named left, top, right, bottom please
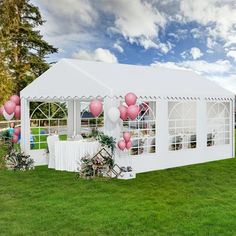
left=127, top=105, right=139, bottom=120
left=125, top=92, right=137, bottom=106
left=89, top=100, right=103, bottom=117
left=14, top=127, right=21, bottom=136
left=123, top=132, right=131, bottom=142
left=126, top=140, right=132, bottom=150
left=10, top=95, right=20, bottom=106
left=118, top=105, right=128, bottom=120
left=0, top=105, right=4, bottom=115
left=12, top=134, right=19, bottom=143
left=14, top=105, right=21, bottom=119
left=4, top=100, right=16, bottom=115
left=118, top=140, right=126, bottom=151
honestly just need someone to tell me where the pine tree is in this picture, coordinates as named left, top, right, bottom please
left=0, top=0, right=57, bottom=94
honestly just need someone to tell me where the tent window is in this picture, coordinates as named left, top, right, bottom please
left=168, top=101, right=197, bottom=151
left=207, top=102, right=230, bottom=146
left=80, top=101, right=104, bottom=138
left=122, top=101, right=156, bottom=156
left=30, top=102, right=67, bottom=150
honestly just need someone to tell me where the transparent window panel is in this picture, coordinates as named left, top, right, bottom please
left=189, top=141, right=197, bottom=149
left=176, top=120, right=183, bottom=128
left=169, top=120, right=175, bottom=128
left=40, top=142, right=48, bottom=149
left=225, top=118, right=230, bottom=124
left=147, top=137, right=155, bottom=146
left=148, top=145, right=156, bottom=153
left=50, top=120, right=58, bottom=126
left=138, top=146, right=144, bottom=155
left=39, top=135, right=48, bottom=143
left=225, top=139, right=230, bottom=144
left=169, top=129, right=176, bottom=135
left=130, top=147, right=139, bottom=155
left=31, top=143, right=39, bottom=150
left=225, top=125, right=230, bottom=132
left=59, top=119, right=67, bottom=126
left=30, top=120, right=39, bottom=127
left=225, top=132, right=230, bottom=139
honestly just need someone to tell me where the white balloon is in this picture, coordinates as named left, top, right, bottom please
left=3, top=109, right=14, bottom=121
left=108, top=107, right=120, bottom=123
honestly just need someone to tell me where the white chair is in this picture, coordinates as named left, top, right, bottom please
left=47, top=135, right=59, bottom=169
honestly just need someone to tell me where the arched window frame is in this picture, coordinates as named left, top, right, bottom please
left=206, top=101, right=230, bottom=146
left=30, top=102, right=67, bottom=150
left=80, top=101, right=104, bottom=138
left=168, top=101, right=197, bottom=151
left=122, top=101, right=156, bottom=156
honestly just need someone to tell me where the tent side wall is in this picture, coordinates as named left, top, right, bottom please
left=115, top=98, right=234, bottom=173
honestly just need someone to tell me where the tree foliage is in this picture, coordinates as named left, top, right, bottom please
left=0, top=0, right=57, bottom=99
left=0, top=58, right=14, bottom=104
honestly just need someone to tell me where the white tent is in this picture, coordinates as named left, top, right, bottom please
left=20, top=59, right=235, bottom=173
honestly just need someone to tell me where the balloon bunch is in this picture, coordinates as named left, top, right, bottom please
left=116, top=92, right=139, bottom=152
left=0, top=95, right=21, bottom=121
left=12, top=127, right=21, bottom=143
left=118, top=132, right=132, bottom=151
left=118, top=92, right=139, bottom=121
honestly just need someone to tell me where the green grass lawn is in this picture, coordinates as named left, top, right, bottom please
left=1, top=158, right=236, bottom=235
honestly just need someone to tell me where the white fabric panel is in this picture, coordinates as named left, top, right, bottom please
left=67, top=100, right=74, bottom=137
left=54, top=140, right=100, bottom=172
left=20, top=98, right=30, bottom=154
left=20, top=59, right=234, bottom=99
left=47, top=135, right=59, bottom=168
left=74, top=100, right=81, bottom=135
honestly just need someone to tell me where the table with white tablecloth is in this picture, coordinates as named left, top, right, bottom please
left=54, top=140, right=100, bottom=172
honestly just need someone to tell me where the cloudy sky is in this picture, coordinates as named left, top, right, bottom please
left=32, top=0, right=236, bottom=93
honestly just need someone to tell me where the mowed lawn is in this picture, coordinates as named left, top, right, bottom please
left=1, top=159, right=236, bottom=235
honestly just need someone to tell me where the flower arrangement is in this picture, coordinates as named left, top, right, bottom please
left=92, top=130, right=116, bottom=155
left=78, top=148, right=114, bottom=179
left=4, top=147, right=34, bottom=171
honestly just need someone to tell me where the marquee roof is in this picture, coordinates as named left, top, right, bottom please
left=21, top=59, right=234, bottom=100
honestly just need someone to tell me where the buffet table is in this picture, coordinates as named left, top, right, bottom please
left=54, top=140, right=100, bottom=172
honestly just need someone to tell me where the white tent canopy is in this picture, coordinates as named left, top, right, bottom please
left=21, top=59, right=233, bottom=100
left=20, top=59, right=235, bottom=173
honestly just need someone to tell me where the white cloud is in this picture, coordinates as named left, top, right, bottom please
left=190, top=47, right=203, bottom=59
left=138, top=39, right=172, bottom=53
left=103, top=0, right=167, bottom=50
left=227, top=51, right=236, bottom=61
left=39, top=0, right=97, bottom=30
left=180, top=47, right=203, bottom=60
left=180, top=1, right=236, bottom=44
left=207, top=37, right=217, bottom=49
left=190, top=28, right=201, bottom=39
left=113, top=42, right=124, bottom=53
left=72, top=48, right=118, bottom=63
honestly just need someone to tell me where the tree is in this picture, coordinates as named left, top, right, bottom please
left=0, top=0, right=57, bottom=95
left=0, top=59, right=14, bottom=105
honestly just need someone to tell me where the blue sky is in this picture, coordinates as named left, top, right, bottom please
left=33, top=0, right=236, bottom=93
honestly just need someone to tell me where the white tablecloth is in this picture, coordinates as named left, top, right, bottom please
left=54, top=140, right=100, bottom=172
